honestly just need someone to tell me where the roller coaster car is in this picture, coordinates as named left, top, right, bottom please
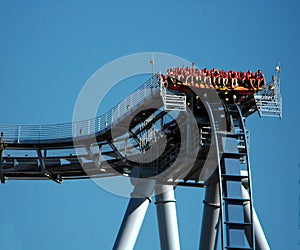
left=231, top=86, right=263, bottom=95
left=166, top=76, right=262, bottom=100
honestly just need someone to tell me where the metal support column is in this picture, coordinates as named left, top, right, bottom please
left=199, top=180, right=220, bottom=250
left=155, top=185, right=180, bottom=250
left=113, top=179, right=155, bottom=250
left=0, top=132, right=6, bottom=183
left=241, top=186, right=270, bottom=250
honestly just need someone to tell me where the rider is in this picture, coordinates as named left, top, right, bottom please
left=228, top=70, right=238, bottom=89
left=238, top=71, right=246, bottom=88
left=211, top=68, right=220, bottom=88
left=246, top=70, right=255, bottom=89
left=255, top=70, right=265, bottom=89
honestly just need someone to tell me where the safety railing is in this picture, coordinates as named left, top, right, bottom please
left=254, top=71, right=282, bottom=118
left=160, top=85, right=186, bottom=111
left=0, top=74, right=160, bottom=144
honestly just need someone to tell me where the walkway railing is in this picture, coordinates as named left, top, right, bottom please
left=0, top=74, right=160, bottom=143
left=160, top=84, right=186, bottom=111
left=254, top=72, right=282, bottom=118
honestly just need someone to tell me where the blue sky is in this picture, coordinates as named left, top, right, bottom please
left=0, top=1, right=299, bottom=249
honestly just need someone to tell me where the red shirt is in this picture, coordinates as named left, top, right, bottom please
left=238, top=72, right=246, bottom=80
left=246, top=72, right=252, bottom=79
left=211, top=70, right=219, bottom=78
left=203, top=69, right=210, bottom=77
left=228, top=70, right=237, bottom=79
left=168, top=70, right=174, bottom=77
left=220, top=70, right=228, bottom=78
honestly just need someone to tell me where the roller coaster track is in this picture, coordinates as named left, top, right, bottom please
left=0, top=74, right=208, bottom=185
left=0, top=69, right=279, bottom=249
left=205, top=101, right=255, bottom=249
left=0, top=75, right=161, bottom=182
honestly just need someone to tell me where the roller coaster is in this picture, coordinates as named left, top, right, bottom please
left=0, top=63, right=282, bottom=250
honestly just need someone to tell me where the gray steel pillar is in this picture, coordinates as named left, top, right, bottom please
left=155, top=185, right=180, bottom=250
left=199, top=181, right=220, bottom=250
left=113, top=179, right=155, bottom=250
left=241, top=186, right=270, bottom=250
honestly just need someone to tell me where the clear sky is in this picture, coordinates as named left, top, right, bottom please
left=0, top=0, right=299, bottom=249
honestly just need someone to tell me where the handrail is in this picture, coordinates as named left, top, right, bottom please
left=254, top=75, right=282, bottom=118
left=0, top=74, right=160, bottom=144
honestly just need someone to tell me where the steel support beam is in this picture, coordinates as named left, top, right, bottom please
left=84, top=144, right=104, bottom=171
left=113, top=179, right=155, bottom=250
left=199, top=181, right=220, bottom=250
left=241, top=186, right=270, bottom=250
left=0, top=134, right=5, bottom=183
left=36, top=147, right=46, bottom=175
left=36, top=147, right=62, bottom=184
left=108, top=141, right=126, bottom=162
left=155, top=185, right=180, bottom=250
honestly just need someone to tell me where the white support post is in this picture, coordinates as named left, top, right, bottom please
left=113, top=179, right=155, bottom=250
left=241, top=186, right=270, bottom=250
left=98, top=116, right=100, bottom=132
left=155, top=185, right=180, bottom=250
left=17, top=125, right=21, bottom=143
left=199, top=181, right=220, bottom=250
